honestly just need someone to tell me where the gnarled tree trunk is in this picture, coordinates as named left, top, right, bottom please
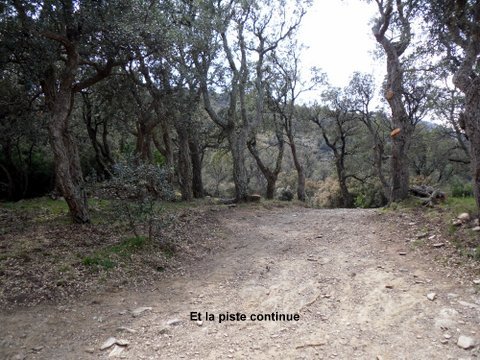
left=42, top=58, right=90, bottom=223
left=373, top=1, right=414, bottom=202
left=47, top=89, right=90, bottom=223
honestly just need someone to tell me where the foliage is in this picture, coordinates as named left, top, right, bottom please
left=450, top=178, right=474, bottom=198
left=108, top=160, right=174, bottom=240
left=309, top=177, right=343, bottom=208
left=352, top=181, right=389, bottom=208
left=276, top=186, right=294, bottom=201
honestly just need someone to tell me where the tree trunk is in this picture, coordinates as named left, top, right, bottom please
left=335, top=156, right=354, bottom=208
left=48, top=96, right=89, bottom=223
left=247, top=125, right=284, bottom=200
left=373, top=3, right=414, bottom=203
left=265, top=175, right=277, bottom=200
left=161, top=123, right=175, bottom=183
left=82, top=94, right=112, bottom=179
left=288, top=134, right=305, bottom=201
left=228, top=131, right=249, bottom=202
left=373, top=140, right=390, bottom=202
left=189, top=135, right=204, bottom=198
left=135, top=122, right=156, bottom=163
left=42, top=57, right=90, bottom=223
left=176, top=123, right=193, bottom=201
left=459, top=85, right=480, bottom=213
left=390, top=125, right=412, bottom=201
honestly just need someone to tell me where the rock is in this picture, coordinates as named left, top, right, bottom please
left=101, top=337, right=117, bottom=350
left=458, top=213, right=470, bottom=222
left=457, top=335, right=476, bottom=349
left=196, top=320, right=203, bottom=326
left=108, top=345, right=125, bottom=357
left=32, top=346, right=44, bottom=351
left=433, top=243, right=445, bottom=248
left=12, top=353, right=26, bottom=360
left=472, top=226, right=480, bottom=232
left=167, top=318, right=182, bottom=326
left=473, top=279, right=480, bottom=285
left=131, top=306, right=152, bottom=317
left=247, top=194, right=261, bottom=202
left=444, top=334, right=452, bottom=339
left=158, top=327, right=169, bottom=334
left=458, top=300, right=480, bottom=310
left=115, top=339, right=129, bottom=346
left=85, top=347, right=95, bottom=354
left=427, top=292, right=437, bottom=301
left=434, top=308, right=459, bottom=330
left=416, top=232, right=429, bottom=239
left=452, top=219, right=463, bottom=227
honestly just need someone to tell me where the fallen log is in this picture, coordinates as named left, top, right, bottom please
left=409, top=185, right=446, bottom=207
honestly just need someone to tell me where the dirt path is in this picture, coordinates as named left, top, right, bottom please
left=1, top=207, right=479, bottom=359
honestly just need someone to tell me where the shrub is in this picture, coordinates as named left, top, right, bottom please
left=277, top=186, right=294, bottom=201
left=352, top=181, right=388, bottom=208
left=450, top=178, right=473, bottom=198
left=108, top=160, right=174, bottom=240
left=309, top=177, right=343, bottom=208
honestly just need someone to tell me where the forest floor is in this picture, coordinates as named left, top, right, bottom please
left=1, top=203, right=480, bottom=359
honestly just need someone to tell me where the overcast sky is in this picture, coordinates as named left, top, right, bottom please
left=298, top=0, right=385, bottom=98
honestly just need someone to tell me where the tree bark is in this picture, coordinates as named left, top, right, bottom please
left=334, top=156, right=354, bottom=208
left=176, top=122, right=194, bottom=201
left=372, top=1, right=416, bottom=202
left=47, top=91, right=90, bottom=223
left=42, top=58, right=90, bottom=223
left=455, top=80, right=480, bottom=212
left=189, top=135, right=204, bottom=198
left=227, top=130, right=249, bottom=202
left=82, top=93, right=113, bottom=179
left=247, top=126, right=284, bottom=200
left=287, top=133, right=305, bottom=201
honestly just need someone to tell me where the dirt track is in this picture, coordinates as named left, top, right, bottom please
left=1, top=206, right=480, bottom=359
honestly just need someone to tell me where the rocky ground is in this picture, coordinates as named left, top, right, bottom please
left=1, top=205, right=480, bottom=359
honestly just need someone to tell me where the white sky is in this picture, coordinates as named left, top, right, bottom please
left=298, top=0, right=385, bottom=97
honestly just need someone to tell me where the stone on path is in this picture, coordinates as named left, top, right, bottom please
left=131, top=306, right=152, bottom=317
left=457, top=335, right=476, bottom=349
left=100, top=337, right=117, bottom=350
left=108, top=345, right=125, bottom=357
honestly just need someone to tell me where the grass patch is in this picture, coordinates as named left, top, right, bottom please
left=441, top=196, right=476, bottom=215
left=108, top=236, right=148, bottom=256
left=81, top=236, right=148, bottom=271
left=1, top=196, right=112, bottom=224
left=82, top=256, right=116, bottom=270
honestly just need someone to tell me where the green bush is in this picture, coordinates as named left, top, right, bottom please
left=353, top=181, right=388, bottom=208
left=450, top=179, right=473, bottom=198
left=277, top=186, right=294, bottom=201
left=108, top=160, right=174, bottom=240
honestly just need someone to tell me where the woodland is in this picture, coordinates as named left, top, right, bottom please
left=0, top=0, right=479, bottom=222
left=3, top=3, right=480, bottom=358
